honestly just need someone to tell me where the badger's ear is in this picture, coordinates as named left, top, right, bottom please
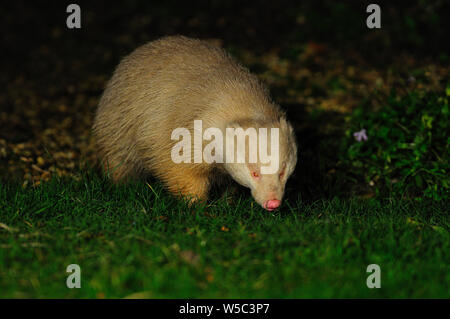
left=280, top=116, right=295, bottom=136
left=279, top=116, right=288, bottom=130
left=226, top=121, right=241, bottom=129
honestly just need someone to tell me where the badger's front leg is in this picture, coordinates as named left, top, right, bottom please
left=160, top=165, right=210, bottom=203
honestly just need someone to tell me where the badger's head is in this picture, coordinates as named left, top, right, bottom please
left=223, top=116, right=297, bottom=211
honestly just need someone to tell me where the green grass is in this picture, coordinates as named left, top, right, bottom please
left=341, top=89, right=449, bottom=200
left=0, top=174, right=448, bottom=298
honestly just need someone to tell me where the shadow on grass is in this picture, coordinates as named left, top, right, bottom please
left=281, top=103, right=353, bottom=203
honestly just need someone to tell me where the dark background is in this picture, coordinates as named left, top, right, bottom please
left=2, top=0, right=449, bottom=72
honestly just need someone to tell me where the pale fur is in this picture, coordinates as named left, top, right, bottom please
left=93, top=35, right=297, bottom=208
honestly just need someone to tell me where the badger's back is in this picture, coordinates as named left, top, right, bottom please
left=93, top=35, right=283, bottom=182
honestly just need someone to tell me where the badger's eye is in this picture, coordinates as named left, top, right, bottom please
left=251, top=171, right=260, bottom=179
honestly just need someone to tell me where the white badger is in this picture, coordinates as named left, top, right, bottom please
left=93, top=36, right=297, bottom=211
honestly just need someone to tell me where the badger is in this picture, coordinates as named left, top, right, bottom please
left=93, top=36, right=297, bottom=211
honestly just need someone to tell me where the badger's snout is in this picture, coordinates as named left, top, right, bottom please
left=263, top=199, right=281, bottom=211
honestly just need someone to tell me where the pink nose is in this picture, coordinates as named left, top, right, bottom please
left=264, top=199, right=281, bottom=211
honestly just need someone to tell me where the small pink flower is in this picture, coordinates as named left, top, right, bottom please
left=353, top=129, right=368, bottom=142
